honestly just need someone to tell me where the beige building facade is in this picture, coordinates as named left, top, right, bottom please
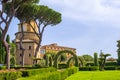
left=40, top=43, right=76, bottom=58
left=15, top=21, right=40, bottom=65
left=15, top=21, right=76, bottom=65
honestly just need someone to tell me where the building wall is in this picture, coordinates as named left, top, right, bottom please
left=41, top=43, right=76, bottom=58
left=16, top=42, right=38, bottom=65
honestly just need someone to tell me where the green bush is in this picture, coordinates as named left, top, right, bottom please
left=21, top=67, right=56, bottom=77
left=67, top=67, right=78, bottom=76
left=105, top=62, right=117, bottom=66
left=116, top=66, right=120, bottom=70
left=79, top=67, right=89, bottom=71
left=58, top=63, right=68, bottom=69
left=104, top=66, right=116, bottom=70
left=79, top=66, right=99, bottom=71
left=18, top=67, right=78, bottom=80
left=86, top=62, right=94, bottom=66
left=0, top=66, right=6, bottom=70
left=0, top=71, right=22, bottom=80
left=60, top=70, right=68, bottom=80
left=48, top=72, right=61, bottom=80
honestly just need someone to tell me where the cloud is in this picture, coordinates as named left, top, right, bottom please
left=41, top=0, right=120, bottom=28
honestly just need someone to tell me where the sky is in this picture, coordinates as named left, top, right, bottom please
left=8, top=0, right=120, bottom=58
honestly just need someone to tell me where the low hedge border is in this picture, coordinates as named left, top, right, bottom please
left=18, top=67, right=79, bottom=80
left=79, top=66, right=99, bottom=71
left=21, top=67, right=56, bottom=77
left=0, top=71, right=22, bottom=80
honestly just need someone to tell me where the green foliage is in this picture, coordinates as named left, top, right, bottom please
left=94, top=52, right=98, bottom=66
left=67, top=67, right=78, bottom=76
left=82, top=54, right=93, bottom=61
left=0, top=66, right=6, bottom=70
left=21, top=67, right=56, bottom=77
left=104, top=66, right=116, bottom=70
left=86, top=62, right=94, bottom=66
left=78, top=56, right=86, bottom=67
left=99, top=52, right=111, bottom=71
left=105, top=62, right=117, bottom=66
left=0, top=32, right=6, bottom=64
left=18, top=67, right=78, bottom=80
left=0, top=71, right=22, bottom=80
left=117, top=40, right=120, bottom=66
left=54, top=50, right=79, bottom=69
left=79, top=66, right=99, bottom=71
left=58, top=63, right=68, bottom=69
left=44, top=53, right=53, bottom=67
left=10, top=57, right=16, bottom=67
left=67, top=57, right=75, bottom=68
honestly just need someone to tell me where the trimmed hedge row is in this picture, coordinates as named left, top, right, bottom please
left=21, top=67, right=56, bottom=77
left=105, top=62, right=117, bottom=66
left=79, top=66, right=120, bottom=71
left=58, top=63, right=68, bottom=69
left=18, top=67, right=78, bottom=80
left=86, top=61, right=117, bottom=66
left=79, top=66, right=99, bottom=71
left=0, top=66, right=6, bottom=70
left=0, top=71, right=22, bottom=80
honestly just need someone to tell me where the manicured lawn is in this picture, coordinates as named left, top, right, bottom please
left=65, top=71, right=120, bottom=80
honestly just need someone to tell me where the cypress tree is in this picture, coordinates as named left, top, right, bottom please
left=94, top=52, right=98, bottom=66
left=0, top=32, right=6, bottom=64
left=117, top=40, right=120, bottom=65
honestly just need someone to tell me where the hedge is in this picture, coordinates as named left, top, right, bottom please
left=105, top=62, right=117, bottom=66
left=18, top=67, right=78, bottom=80
left=86, top=62, right=94, bottom=66
left=79, top=66, right=99, bottom=71
left=21, top=67, right=56, bottom=77
left=104, top=66, right=116, bottom=70
left=0, top=66, right=6, bottom=70
left=0, top=71, right=22, bottom=80
left=58, top=63, right=68, bottom=69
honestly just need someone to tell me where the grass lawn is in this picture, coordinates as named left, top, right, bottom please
left=65, top=71, right=120, bottom=80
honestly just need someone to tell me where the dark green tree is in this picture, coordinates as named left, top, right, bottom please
left=78, top=56, right=86, bottom=67
left=0, top=31, right=6, bottom=64
left=15, top=4, right=62, bottom=64
left=117, top=40, right=120, bottom=65
left=10, top=43, right=16, bottom=66
left=94, top=52, right=98, bottom=66
left=99, top=51, right=111, bottom=71
left=82, top=54, right=93, bottom=62
left=0, top=0, right=38, bottom=69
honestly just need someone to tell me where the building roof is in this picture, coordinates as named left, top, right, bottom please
left=41, top=43, right=76, bottom=50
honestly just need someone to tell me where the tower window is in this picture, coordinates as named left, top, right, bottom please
left=29, top=46, right=31, bottom=50
left=29, top=53, right=31, bottom=57
left=20, top=61, right=22, bottom=64
left=20, top=53, right=22, bottom=57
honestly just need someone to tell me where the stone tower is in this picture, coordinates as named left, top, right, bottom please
left=15, top=21, right=40, bottom=65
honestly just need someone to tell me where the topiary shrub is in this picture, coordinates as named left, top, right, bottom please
left=105, top=62, right=117, bottom=66
left=58, top=63, right=68, bottom=69
left=86, top=62, right=94, bottom=66
left=79, top=66, right=99, bottom=71
left=104, top=66, right=116, bottom=70
left=0, top=66, right=6, bottom=70
left=21, top=67, right=56, bottom=77
left=54, top=50, right=79, bottom=69
left=0, top=71, right=22, bottom=80
left=94, top=52, right=99, bottom=66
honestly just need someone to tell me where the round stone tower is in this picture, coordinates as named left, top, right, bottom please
left=15, top=21, right=40, bottom=65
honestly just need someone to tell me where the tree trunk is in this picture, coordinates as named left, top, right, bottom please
left=19, top=23, right=25, bottom=67
left=2, top=40, right=10, bottom=69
